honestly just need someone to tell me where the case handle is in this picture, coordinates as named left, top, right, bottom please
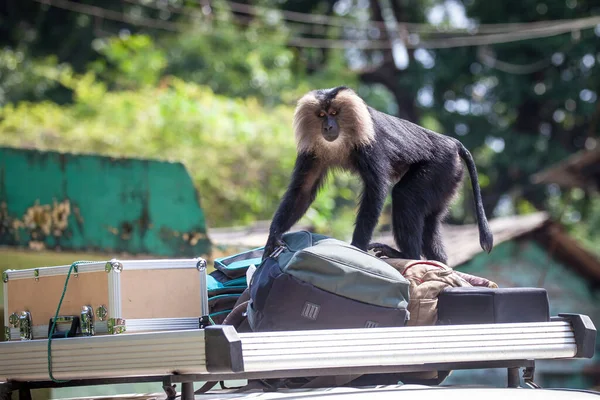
left=47, top=316, right=80, bottom=339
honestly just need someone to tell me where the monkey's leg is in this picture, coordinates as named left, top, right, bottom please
left=389, top=167, right=433, bottom=261
left=350, top=172, right=388, bottom=251
left=420, top=154, right=464, bottom=263
left=264, top=154, right=326, bottom=258
left=421, top=212, right=448, bottom=264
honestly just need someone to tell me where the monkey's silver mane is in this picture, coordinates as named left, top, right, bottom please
left=292, top=89, right=375, bottom=160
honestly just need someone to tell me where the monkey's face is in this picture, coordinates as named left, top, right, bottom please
left=317, top=109, right=340, bottom=142
left=293, top=87, right=375, bottom=159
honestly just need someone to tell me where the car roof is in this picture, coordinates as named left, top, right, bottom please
left=197, top=385, right=600, bottom=400
left=57, top=384, right=600, bottom=400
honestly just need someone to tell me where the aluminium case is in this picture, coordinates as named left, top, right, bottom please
left=2, top=258, right=209, bottom=341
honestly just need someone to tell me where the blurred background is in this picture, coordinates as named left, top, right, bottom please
left=0, top=0, right=599, bottom=398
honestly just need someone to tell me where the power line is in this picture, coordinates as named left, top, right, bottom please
left=121, top=0, right=330, bottom=36
left=216, top=0, right=386, bottom=30
left=33, top=0, right=182, bottom=31
left=417, top=16, right=600, bottom=49
left=477, top=48, right=555, bottom=75
left=209, top=0, right=600, bottom=36
left=34, top=0, right=600, bottom=51
left=476, top=39, right=576, bottom=75
left=129, top=0, right=600, bottom=37
left=288, top=16, right=600, bottom=49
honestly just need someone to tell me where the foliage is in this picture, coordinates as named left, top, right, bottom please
left=89, top=34, right=168, bottom=89
left=159, top=15, right=298, bottom=106
left=0, top=71, right=362, bottom=239
left=88, top=21, right=362, bottom=107
left=0, top=49, right=70, bottom=106
left=547, top=188, right=600, bottom=259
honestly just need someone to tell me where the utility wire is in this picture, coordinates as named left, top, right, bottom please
left=288, top=16, right=600, bottom=49
left=34, top=0, right=600, bottom=50
left=476, top=38, right=576, bottom=75
left=33, top=0, right=182, bottom=31
left=129, top=0, right=600, bottom=36
left=417, top=16, right=600, bottom=49
left=477, top=47, right=555, bottom=75
left=209, top=0, right=600, bottom=35
left=215, top=0, right=386, bottom=30
left=121, top=0, right=331, bottom=36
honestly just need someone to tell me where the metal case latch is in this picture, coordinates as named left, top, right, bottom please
left=19, top=311, right=33, bottom=341
left=81, top=305, right=95, bottom=336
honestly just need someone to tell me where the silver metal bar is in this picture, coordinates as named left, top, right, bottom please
left=107, top=265, right=121, bottom=321
left=241, top=320, right=573, bottom=339
left=239, top=321, right=578, bottom=373
left=126, top=318, right=201, bottom=331
left=3, top=280, right=8, bottom=336
left=4, top=259, right=204, bottom=281
left=0, top=329, right=208, bottom=381
left=3, top=262, right=107, bottom=280
left=196, top=258, right=209, bottom=317
left=119, top=259, right=205, bottom=271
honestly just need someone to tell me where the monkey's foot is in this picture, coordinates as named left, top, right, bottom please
left=367, top=242, right=404, bottom=259
left=263, top=237, right=287, bottom=260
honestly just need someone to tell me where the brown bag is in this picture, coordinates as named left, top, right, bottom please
left=382, top=259, right=498, bottom=326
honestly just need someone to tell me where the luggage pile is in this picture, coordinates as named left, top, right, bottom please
left=201, top=230, right=552, bottom=388
left=209, top=230, right=550, bottom=335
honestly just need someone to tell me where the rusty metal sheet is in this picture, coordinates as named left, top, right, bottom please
left=0, top=146, right=210, bottom=257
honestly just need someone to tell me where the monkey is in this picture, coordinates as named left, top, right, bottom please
left=262, top=86, right=493, bottom=264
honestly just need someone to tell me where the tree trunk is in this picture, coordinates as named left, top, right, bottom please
left=361, top=0, right=419, bottom=122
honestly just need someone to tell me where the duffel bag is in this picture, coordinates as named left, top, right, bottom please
left=246, top=230, right=410, bottom=332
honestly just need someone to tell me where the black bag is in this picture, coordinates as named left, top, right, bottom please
left=437, top=287, right=550, bottom=325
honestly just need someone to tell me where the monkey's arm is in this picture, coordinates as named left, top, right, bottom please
left=350, top=152, right=389, bottom=251
left=264, top=152, right=326, bottom=258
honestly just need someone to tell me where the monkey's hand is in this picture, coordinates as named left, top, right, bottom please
left=263, top=235, right=286, bottom=261
left=368, top=242, right=405, bottom=259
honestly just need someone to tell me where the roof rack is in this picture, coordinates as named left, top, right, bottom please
left=0, top=313, right=596, bottom=400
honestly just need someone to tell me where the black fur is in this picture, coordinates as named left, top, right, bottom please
left=264, top=87, right=494, bottom=263
left=316, top=86, right=348, bottom=105
left=264, top=152, right=327, bottom=255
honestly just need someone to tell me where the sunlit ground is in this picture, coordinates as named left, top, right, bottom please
left=0, top=247, right=108, bottom=271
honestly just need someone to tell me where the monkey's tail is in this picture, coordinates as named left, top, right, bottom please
left=457, top=143, right=494, bottom=253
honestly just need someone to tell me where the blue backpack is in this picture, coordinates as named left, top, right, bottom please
left=207, top=247, right=263, bottom=323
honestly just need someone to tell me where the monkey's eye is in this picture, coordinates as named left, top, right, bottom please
left=318, top=112, right=326, bottom=118
left=331, top=110, right=337, bottom=116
